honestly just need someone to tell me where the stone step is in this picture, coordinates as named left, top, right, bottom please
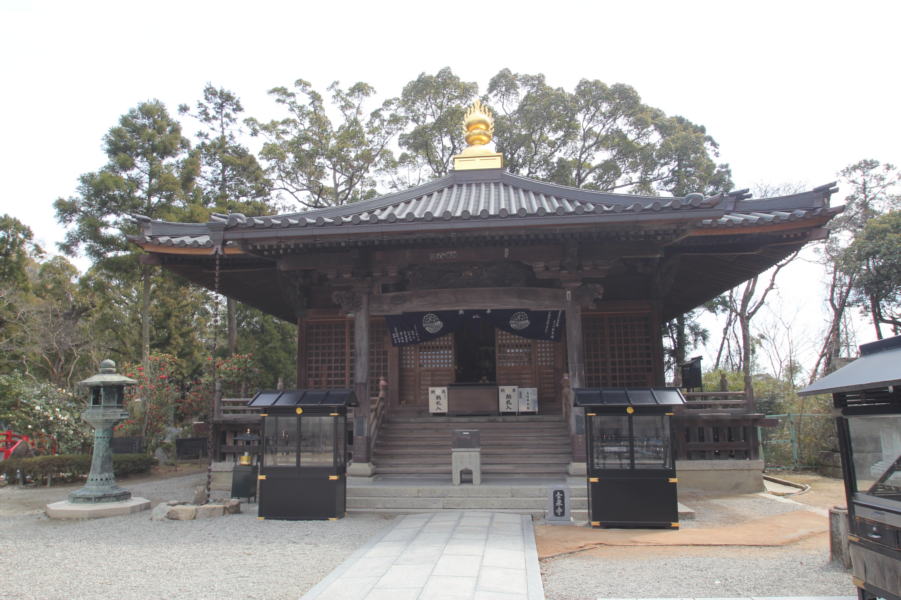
left=374, top=442, right=571, bottom=450
left=346, top=495, right=589, bottom=511
left=373, top=447, right=572, bottom=462
left=374, top=454, right=570, bottom=471
left=348, top=484, right=587, bottom=498
left=373, top=464, right=568, bottom=475
left=386, top=415, right=564, bottom=424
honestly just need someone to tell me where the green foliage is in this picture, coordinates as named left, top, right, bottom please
left=179, top=84, right=272, bottom=215
left=843, top=210, right=901, bottom=334
left=249, top=80, right=405, bottom=208
left=0, top=214, right=42, bottom=288
left=120, top=354, right=181, bottom=451
left=0, top=453, right=156, bottom=484
left=0, top=372, right=90, bottom=453
left=234, top=304, right=296, bottom=388
left=55, top=100, right=190, bottom=268
left=182, top=351, right=272, bottom=422
left=485, top=69, right=732, bottom=196
left=393, top=68, right=478, bottom=180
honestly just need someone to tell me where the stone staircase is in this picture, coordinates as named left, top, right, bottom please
left=346, top=410, right=588, bottom=518
left=371, top=410, right=573, bottom=478
left=346, top=479, right=588, bottom=519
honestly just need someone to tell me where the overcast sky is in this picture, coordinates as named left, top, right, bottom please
left=1, top=0, right=898, bottom=370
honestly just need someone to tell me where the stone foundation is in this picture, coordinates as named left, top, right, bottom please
left=46, top=497, right=151, bottom=520
left=675, top=459, right=765, bottom=493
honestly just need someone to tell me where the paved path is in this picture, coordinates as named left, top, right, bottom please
left=301, top=511, right=544, bottom=600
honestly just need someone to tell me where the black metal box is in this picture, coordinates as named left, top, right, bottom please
left=452, top=429, right=480, bottom=449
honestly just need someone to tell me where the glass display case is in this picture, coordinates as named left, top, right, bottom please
left=801, top=335, right=901, bottom=600
left=575, top=388, right=684, bottom=528
left=248, top=389, right=355, bottom=520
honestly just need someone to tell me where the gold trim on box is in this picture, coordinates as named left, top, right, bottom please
left=258, top=516, right=265, bottom=520
left=589, top=477, right=599, bottom=483
left=626, top=406, right=635, bottom=414
left=671, top=522, right=680, bottom=528
left=852, top=576, right=864, bottom=587
left=260, top=413, right=268, bottom=417
left=848, top=534, right=860, bottom=543
left=586, top=412, right=597, bottom=417
left=590, top=521, right=601, bottom=527
left=329, top=412, right=339, bottom=416
left=328, top=475, right=339, bottom=480
left=668, top=478, right=678, bottom=483
left=295, top=407, right=303, bottom=415
left=258, top=475, right=267, bottom=480
left=328, top=517, right=338, bottom=521
left=665, top=412, right=674, bottom=416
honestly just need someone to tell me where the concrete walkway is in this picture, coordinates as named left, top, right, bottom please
left=301, top=511, right=544, bottom=600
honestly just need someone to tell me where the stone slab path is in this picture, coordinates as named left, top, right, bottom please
left=301, top=511, right=544, bottom=600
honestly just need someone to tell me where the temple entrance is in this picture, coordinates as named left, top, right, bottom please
left=454, top=314, right=496, bottom=383
left=396, top=311, right=564, bottom=414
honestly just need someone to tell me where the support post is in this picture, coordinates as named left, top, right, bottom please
left=349, top=290, right=374, bottom=476
left=563, top=284, right=587, bottom=471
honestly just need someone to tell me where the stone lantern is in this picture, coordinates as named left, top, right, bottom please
left=46, top=360, right=150, bottom=519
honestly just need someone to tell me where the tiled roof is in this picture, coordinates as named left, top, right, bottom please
left=133, top=170, right=839, bottom=248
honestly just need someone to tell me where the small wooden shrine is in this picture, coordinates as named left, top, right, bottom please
left=131, top=101, right=840, bottom=477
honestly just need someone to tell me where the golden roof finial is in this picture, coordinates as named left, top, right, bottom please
left=453, top=100, right=504, bottom=171
left=463, top=100, right=494, bottom=148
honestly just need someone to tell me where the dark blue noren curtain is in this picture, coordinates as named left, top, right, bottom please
left=386, top=310, right=564, bottom=346
left=486, top=309, right=564, bottom=341
left=386, top=310, right=464, bottom=346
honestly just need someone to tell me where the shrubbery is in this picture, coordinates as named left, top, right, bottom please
left=0, top=372, right=90, bottom=453
left=0, top=453, right=157, bottom=485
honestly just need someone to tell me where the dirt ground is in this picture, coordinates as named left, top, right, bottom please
left=535, top=471, right=844, bottom=559
left=0, top=460, right=207, bottom=516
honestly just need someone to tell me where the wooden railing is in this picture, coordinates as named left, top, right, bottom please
left=364, top=378, right=389, bottom=458
left=214, top=397, right=261, bottom=422
left=681, top=391, right=750, bottom=413
left=673, top=414, right=762, bottom=460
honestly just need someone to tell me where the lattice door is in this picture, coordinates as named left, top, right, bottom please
left=495, top=330, right=563, bottom=413
left=399, top=335, right=455, bottom=406
left=496, top=330, right=535, bottom=387
left=303, top=318, right=389, bottom=399
left=583, top=313, right=655, bottom=387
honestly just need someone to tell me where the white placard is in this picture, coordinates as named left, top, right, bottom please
left=428, top=387, right=448, bottom=414
left=518, top=388, right=539, bottom=414
left=498, top=386, right=518, bottom=413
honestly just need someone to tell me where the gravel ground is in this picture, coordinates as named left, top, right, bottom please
left=0, top=473, right=394, bottom=600
left=541, top=545, right=856, bottom=599
left=0, top=473, right=860, bottom=600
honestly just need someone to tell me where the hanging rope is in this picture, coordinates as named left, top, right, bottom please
left=203, top=249, right=222, bottom=504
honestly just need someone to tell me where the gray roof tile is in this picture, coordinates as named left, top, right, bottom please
left=136, top=170, right=839, bottom=248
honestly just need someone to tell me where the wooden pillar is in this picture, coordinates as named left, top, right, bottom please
left=295, top=317, right=306, bottom=388
left=563, top=284, right=587, bottom=467
left=351, top=290, right=373, bottom=471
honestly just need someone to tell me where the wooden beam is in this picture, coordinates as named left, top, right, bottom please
left=369, top=287, right=566, bottom=315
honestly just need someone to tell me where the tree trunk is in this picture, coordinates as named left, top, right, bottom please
left=141, top=265, right=151, bottom=369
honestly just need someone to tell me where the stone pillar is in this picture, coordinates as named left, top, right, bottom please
left=829, top=506, right=852, bottom=569
left=563, top=284, right=587, bottom=472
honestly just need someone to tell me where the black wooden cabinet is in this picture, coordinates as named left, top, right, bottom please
left=574, top=388, right=685, bottom=529
left=248, top=389, right=356, bottom=521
